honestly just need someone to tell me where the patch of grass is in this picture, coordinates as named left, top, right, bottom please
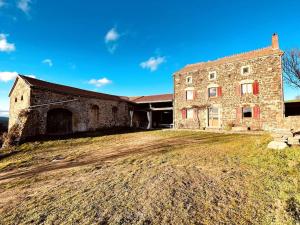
left=0, top=130, right=299, bottom=224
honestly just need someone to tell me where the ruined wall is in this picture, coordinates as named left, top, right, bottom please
left=9, top=77, right=31, bottom=129
left=174, top=53, right=284, bottom=131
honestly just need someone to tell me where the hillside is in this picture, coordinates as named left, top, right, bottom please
left=0, top=130, right=299, bottom=224
left=0, top=117, right=8, bottom=128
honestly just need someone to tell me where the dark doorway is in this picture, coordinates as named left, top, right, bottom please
left=152, top=110, right=173, bottom=128
left=47, top=108, right=73, bottom=135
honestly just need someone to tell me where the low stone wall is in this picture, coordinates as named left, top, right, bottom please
left=283, top=116, right=300, bottom=131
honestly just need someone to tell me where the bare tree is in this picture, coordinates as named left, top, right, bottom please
left=283, top=49, right=300, bottom=88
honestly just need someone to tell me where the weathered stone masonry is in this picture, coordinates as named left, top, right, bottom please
left=9, top=76, right=131, bottom=139
left=173, top=34, right=285, bottom=131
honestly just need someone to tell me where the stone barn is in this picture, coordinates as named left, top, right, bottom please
left=9, top=75, right=132, bottom=138
left=8, top=75, right=173, bottom=140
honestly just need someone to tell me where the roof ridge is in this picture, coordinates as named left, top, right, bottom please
left=185, top=46, right=274, bottom=69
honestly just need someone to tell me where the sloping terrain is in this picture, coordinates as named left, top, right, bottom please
left=0, top=130, right=299, bottom=224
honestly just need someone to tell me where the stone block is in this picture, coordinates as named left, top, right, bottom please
left=267, top=141, right=288, bottom=150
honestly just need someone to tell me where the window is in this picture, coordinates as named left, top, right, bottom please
left=186, top=90, right=194, bottom=100
left=241, top=66, right=250, bottom=75
left=243, top=107, right=252, bottom=118
left=21, top=95, right=24, bottom=101
left=241, top=83, right=253, bottom=95
left=187, top=108, right=194, bottom=119
left=209, top=71, right=217, bottom=80
left=15, top=97, right=17, bottom=103
left=186, top=76, right=192, bottom=84
left=208, top=87, right=217, bottom=97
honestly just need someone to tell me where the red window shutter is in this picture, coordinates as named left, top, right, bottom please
left=236, top=84, right=241, bottom=96
left=193, top=91, right=196, bottom=100
left=181, top=109, right=187, bottom=119
left=217, top=87, right=222, bottom=97
left=253, top=105, right=260, bottom=119
left=253, top=80, right=259, bottom=95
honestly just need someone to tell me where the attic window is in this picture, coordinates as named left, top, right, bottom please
left=241, top=66, right=250, bottom=75
left=186, top=76, right=192, bottom=84
left=15, top=97, right=17, bottom=103
left=209, top=71, right=217, bottom=80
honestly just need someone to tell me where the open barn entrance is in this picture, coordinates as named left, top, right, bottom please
left=47, top=108, right=73, bottom=135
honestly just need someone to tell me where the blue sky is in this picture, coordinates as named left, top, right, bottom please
left=1, top=0, right=300, bottom=116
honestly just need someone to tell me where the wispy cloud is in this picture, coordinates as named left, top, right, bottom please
left=140, top=56, right=166, bottom=72
left=0, top=0, right=5, bottom=8
left=42, top=59, right=53, bottom=67
left=104, top=27, right=120, bottom=54
left=88, top=78, right=112, bottom=87
left=0, top=34, right=16, bottom=53
left=0, top=71, right=18, bottom=82
left=17, top=0, right=31, bottom=15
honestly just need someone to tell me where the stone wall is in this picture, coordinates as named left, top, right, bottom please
left=9, top=79, right=131, bottom=139
left=283, top=116, right=300, bottom=131
left=174, top=53, right=284, bottom=131
left=9, top=77, right=31, bottom=129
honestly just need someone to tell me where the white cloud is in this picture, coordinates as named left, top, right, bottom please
left=88, top=78, right=112, bottom=87
left=140, top=56, right=166, bottom=72
left=0, top=71, right=18, bottom=82
left=17, top=0, right=31, bottom=14
left=104, top=27, right=120, bottom=54
left=105, top=28, right=119, bottom=43
left=0, top=0, right=5, bottom=8
left=42, top=59, right=53, bottom=67
left=0, top=34, right=16, bottom=53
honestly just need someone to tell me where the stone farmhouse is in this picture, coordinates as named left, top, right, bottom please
left=7, top=34, right=300, bottom=141
left=173, top=34, right=299, bottom=131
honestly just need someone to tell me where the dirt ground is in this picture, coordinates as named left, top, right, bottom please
left=0, top=130, right=299, bottom=225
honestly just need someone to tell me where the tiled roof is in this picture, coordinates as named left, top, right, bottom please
left=17, top=75, right=131, bottom=102
left=130, top=94, right=173, bottom=103
left=176, top=46, right=284, bottom=74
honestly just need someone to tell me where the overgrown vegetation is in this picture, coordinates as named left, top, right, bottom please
left=0, top=130, right=299, bottom=224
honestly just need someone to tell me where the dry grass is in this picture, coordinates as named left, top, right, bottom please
left=0, top=130, right=300, bottom=224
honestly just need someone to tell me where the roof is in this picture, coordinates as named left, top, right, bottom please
left=176, top=46, right=284, bottom=74
left=10, top=75, right=131, bottom=102
left=129, top=94, right=173, bottom=103
left=9, top=75, right=173, bottom=104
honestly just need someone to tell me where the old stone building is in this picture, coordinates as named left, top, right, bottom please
left=173, top=34, right=285, bottom=131
left=8, top=75, right=173, bottom=140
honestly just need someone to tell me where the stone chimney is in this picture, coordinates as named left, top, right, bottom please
left=272, top=33, right=279, bottom=49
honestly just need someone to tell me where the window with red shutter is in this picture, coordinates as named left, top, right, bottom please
left=193, top=91, right=197, bottom=99
left=217, top=87, right=222, bottom=97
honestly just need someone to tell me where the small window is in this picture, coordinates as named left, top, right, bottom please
left=209, top=71, right=217, bottom=80
left=241, top=83, right=253, bottom=95
left=241, top=66, right=250, bottom=75
left=243, top=107, right=252, bottom=118
left=186, top=76, right=192, bottom=84
left=186, top=90, right=194, bottom=100
left=208, top=87, right=217, bottom=97
left=186, top=108, right=194, bottom=119
left=21, top=95, right=24, bottom=101
left=15, top=97, right=17, bottom=103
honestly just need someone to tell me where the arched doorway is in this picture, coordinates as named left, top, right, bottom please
left=46, top=108, right=73, bottom=135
